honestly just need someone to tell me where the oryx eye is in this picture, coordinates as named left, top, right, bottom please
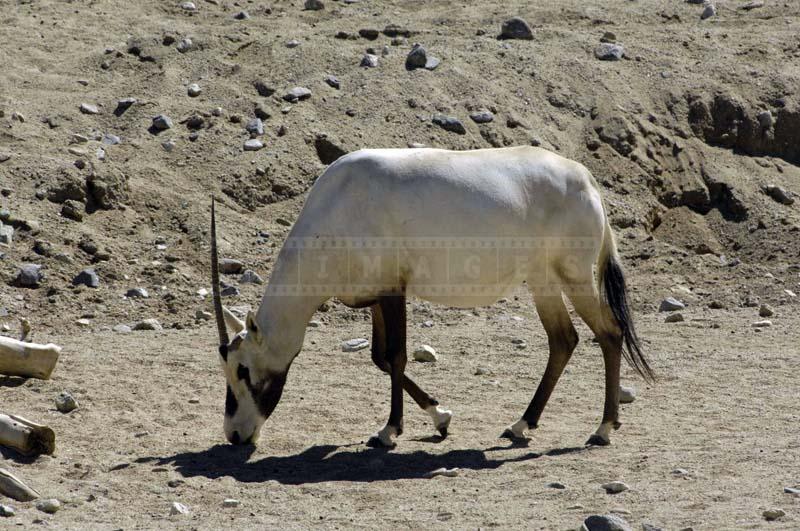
left=236, top=364, right=251, bottom=384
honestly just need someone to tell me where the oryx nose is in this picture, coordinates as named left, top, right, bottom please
left=230, top=431, right=241, bottom=445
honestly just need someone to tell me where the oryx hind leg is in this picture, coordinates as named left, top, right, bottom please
left=502, top=288, right=578, bottom=440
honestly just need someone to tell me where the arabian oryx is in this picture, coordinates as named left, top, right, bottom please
left=211, top=146, right=654, bottom=448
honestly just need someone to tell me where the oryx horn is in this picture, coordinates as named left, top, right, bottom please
left=210, top=197, right=229, bottom=347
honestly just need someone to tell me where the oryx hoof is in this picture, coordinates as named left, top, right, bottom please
left=500, top=428, right=527, bottom=441
left=585, top=434, right=610, bottom=447
left=435, top=413, right=452, bottom=439
left=366, top=435, right=396, bottom=449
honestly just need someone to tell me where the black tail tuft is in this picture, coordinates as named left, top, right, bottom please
left=602, top=255, right=655, bottom=383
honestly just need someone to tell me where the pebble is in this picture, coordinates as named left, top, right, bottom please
left=282, top=87, right=312, bottom=102
left=413, top=345, right=438, bottom=362
left=56, top=390, right=79, bottom=413
left=113, top=324, right=132, bottom=334
left=342, top=338, right=369, bottom=352
left=757, top=110, right=773, bottom=129
left=16, top=263, right=43, bottom=287
left=659, top=297, right=685, bottom=311
left=360, top=54, right=379, bottom=68
left=601, top=481, right=630, bottom=494
left=286, top=39, right=300, bottom=48
left=187, top=83, right=202, bottom=97
left=0, top=153, right=11, bottom=163
left=102, top=133, right=121, bottom=145
left=619, top=385, right=636, bottom=404
left=152, top=114, right=173, bottom=131
left=0, top=223, right=14, bottom=245
left=424, top=467, right=459, bottom=478
left=80, top=103, right=100, bottom=115
left=133, top=319, right=163, bottom=331
left=304, top=0, right=324, bottom=10
left=671, top=468, right=690, bottom=477
left=126, top=287, right=149, bottom=298
left=701, top=3, right=716, bottom=19
left=432, top=114, right=466, bottom=134
left=762, top=508, right=785, bottom=521
left=752, top=320, right=771, bottom=328
left=222, top=499, right=241, bottom=508
left=582, top=514, right=632, bottom=531
left=307, top=320, right=322, bottom=328
left=762, top=185, right=794, bottom=205
left=0, top=504, right=15, bottom=517
left=221, top=284, right=240, bottom=297
left=61, top=200, right=84, bottom=221
left=499, top=16, right=533, bottom=40
left=642, top=524, right=663, bottom=531
left=73, top=268, right=100, bottom=288
left=246, top=118, right=264, bottom=136
left=36, top=499, right=61, bottom=514
left=405, top=43, right=440, bottom=70
left=324, top=75, right=341, bottom=89
left=76, top=318, right=91, bottom=326
left=421, top=320, right=434, bottom=328
left=170, top=502, right=189, bottom=516
left=600, top=31, right=617, bottom=43
left=220, top=258, right=244, bottom=274
left=162, top=140, right=176, bottom=152
left=240, top=270, right=264, bottom=284
left=665, top=312, right=684, bottom=323
left=758, top=303, right=774, bottom=317
left=244, top=139, right=264, bottom=151
left=180, top=1, right=196, bottom=11
left=475, top=367, right=489, bottom=375
left=196, top=310, right=212, bottom=321
left=595, top=43, right=624, bottom=61
left=115, top=98, right=136, bottom=114
left=470, top=111, right=494, bottom=124
left=546, top=481, right=567, bottom=489
left=233, top=11, right=249, bottom=20
left=175, top=37, right=193, bottom=53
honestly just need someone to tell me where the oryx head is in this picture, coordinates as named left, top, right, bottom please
left=211, top=199, right=288, bottom=445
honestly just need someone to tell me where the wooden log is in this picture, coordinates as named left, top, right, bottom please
left=0, top=414, right=55, bottom=456
left=0, top=335, right=60, bottom=379
left=0, top=467, right=40, bottom=501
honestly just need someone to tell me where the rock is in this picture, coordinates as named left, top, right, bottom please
left=80, top=103, right=100, bottom=115
left=763, top=508, right=785, bottom=521
left=253, top=80, right=275, bottom=97
left=170, top=502, right=189, bottom=515
left=240, top=270, right=263, bottom=284
left=424, top=467, right=459, bottom=478
left=659, top=297, right=685, bottom=311
left=61, top=199, right=84, bottom=221
left=752, top=320, right=772, bottom=328
left=757, top=110, right=773, bottom=129
left=195, top=310, right=212, bottom=321
left=176, top=37, right=194, bottom=52
left=115, top=97, right=136, bottom=115
left=432, top=114, right=466, bottom=134
left=0, top=223, right=13, bottom=245
left=405, top=43, right=440, bottom=70
left=342, top=338, right=369, bottom=352
left=222, top=499, right=241, bottom=508
left=314, top=134, right=348, bottom=164
left=582, top=514, right=632, bottom=531
left=475, top=367, right=489, bottom=375
left=360, top=54, right=379, bottom=68
left=233, top=11, right=249, bottom=20
left=762, top=185, right=794, bottom=205
left=36, top=499, right=61, bottom=514
left=14, top=264, right=43, bottom=287
left=307, top=320, right=322, bottom=328
left=665, top=313, right=685, bottom=323
left=595, top=43, right=624, bottom=61
left=246, top=118, right=264, bottom=136
left=619, top=385, right=636, bottom=404
left=187, top=83, right=202, bottom=97
left=56, top=391, right=78, bottom=413
left=102, top=134, right=121, bottom=146
left=282, top=87, right=312, bottom=102
left=113, top=324, right=132, bottom=334
left=470, top=111, right=494, bottom=124
left=546, top=481, right=567, bottom=489
left=601, top=481, right=630, bottom=494
left=359, top=28, right=380, bottom=40
left=162, top=140, right=176, bottom=152
left=701, top=3, right=716, bottom=19
left=324, top=75, right=340, bottom=89
left=180, top=1, right=196, bottom=11
left=759, top=304, right=774, bottom=317
left=413, top=345, right=438, bottom=362
left=134, top=319, right=163, bottom=331
left=600, top=31, right=617, bottom=43
left=499, top=17, right=533, bottom=40
left=221, top=284, right=240, bottom=297
left=304, top=0, right=324, bottom=10
left=220, top=258, right=244, bottom=274
left=244, top=139, right=264, bottom=151
left=73, top=268, right=100, bottom=288
left=126, top=287, right=149, bottom=298
left=152, top=114, right=173, bottom=131
left=286, top=39, right=301, bottom=48
left=0, top=504, right=15, bottom=517
left=0, top=153, right=11, bottom=163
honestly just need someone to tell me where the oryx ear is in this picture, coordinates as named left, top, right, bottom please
left=246, top=310, right=259, bottom=335
left=222, top=307, right=245, bottom=335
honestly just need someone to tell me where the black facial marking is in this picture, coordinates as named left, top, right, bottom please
left=256, top=371, right=288, bottom=419
left=225, top=385, right=238, bottom=416
left=237, top=364, right=251, bottom=385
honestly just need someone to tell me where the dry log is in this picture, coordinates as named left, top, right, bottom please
left=0, top=467, right=40, bottom=501
left=0, top=414, right=55, bottom=456
left=0, top=335, right=60, bottom=379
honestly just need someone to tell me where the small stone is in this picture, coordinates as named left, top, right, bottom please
left=752, top=320, right=772, bottom=328
left=475, top=367, right=489, bottom=375
left=307, top=320, right=322, bottom=328
left=659, top=297, right=685, bottom=311
left=162, top=140, right=176, bottom=152
left=762, top=185, right=794, bottom=205
left=167, top=479, right=184, bottom=488
left=0, top=504, right=15, bottom=517
left=133, top=319, right=163, bottom=331
left=671, top=468, right=689, bottom=477
left=421, top=320, right=434, bottom=328
left=0, top=223, right=13, bottom=245
left=220, top=258, right=244, bottom=274
left=56, top=391, right=78, bottom=413
left=73, top=268, right=100, bottom=288
left=342, top=338, right=369, bottom=352
left=245, top=118, right=264, bottom=137
left=470, top=111, right=494, bottom=124
left=286, top=39, right=300, bottom=48
left=152, top=114, right=173, bottom=131
left=595, top=43, right=624, bottom=61
left=0, top=153, right=11, bottom=163
left=601, top=481, right=630, bottom=494
left=221, top=284, right=239, bottom=297
left=180, top=1, right=196, bottom=11
left=113, top=324, right=132, bottom=334
left=757, top=110, right=773, bottom=129
left=582, top=514, right=632, bottom=531
left=233, top=10, right=249, bottom=20
left=425, top=467, right=459, bottom=478
left=126, top=287, right=149, bottom=298
left=413, top=345, right=438, bottom=362
left=665, top=313, right=684, bottom=323
left=282, top=87, right=312, bottom=102
left=360, top=54, right=379, bottom=68
left=546, top=481, right=567, bottom=489
left=762, top=508, right=785, bottom=521
left=187, top=83, right=202, bottom=97
left=701, top=3, right=716, bottom=20
left=102, top=134, right=121, bottom=145
left=15, top=264, right=44, bottom=287
left=600, top=31, right=617, bottom=43
left=499, top=16, right=533, bottom=40
left=80, top=103, right=100, bottom=115
left=619, top=385, right=636, bottom=404
left=432, top=114, right=466, bottom=134
left=170, top=502, right=189, bottom=516
left=244, top=139, right=264, bottom=151
left=405, top=43, right=440, bottom=70
left=359, top=28, right=380, bottom=40
left=61, top=199, right=84, bottom=221
left=115, top=98, right=136, bottom=114
left=36, top=499, right=61, bottom=514
left=324, top=75, right=340, bottom=89
left=759, top=304, right=774, bottom=317
left=195, top=310, right=212, bottom=321
left=304, top=0, right=324, bottom=10
left=240, top=270, right=263, bottom=284
left=222, top=499, right=241, bottom=508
